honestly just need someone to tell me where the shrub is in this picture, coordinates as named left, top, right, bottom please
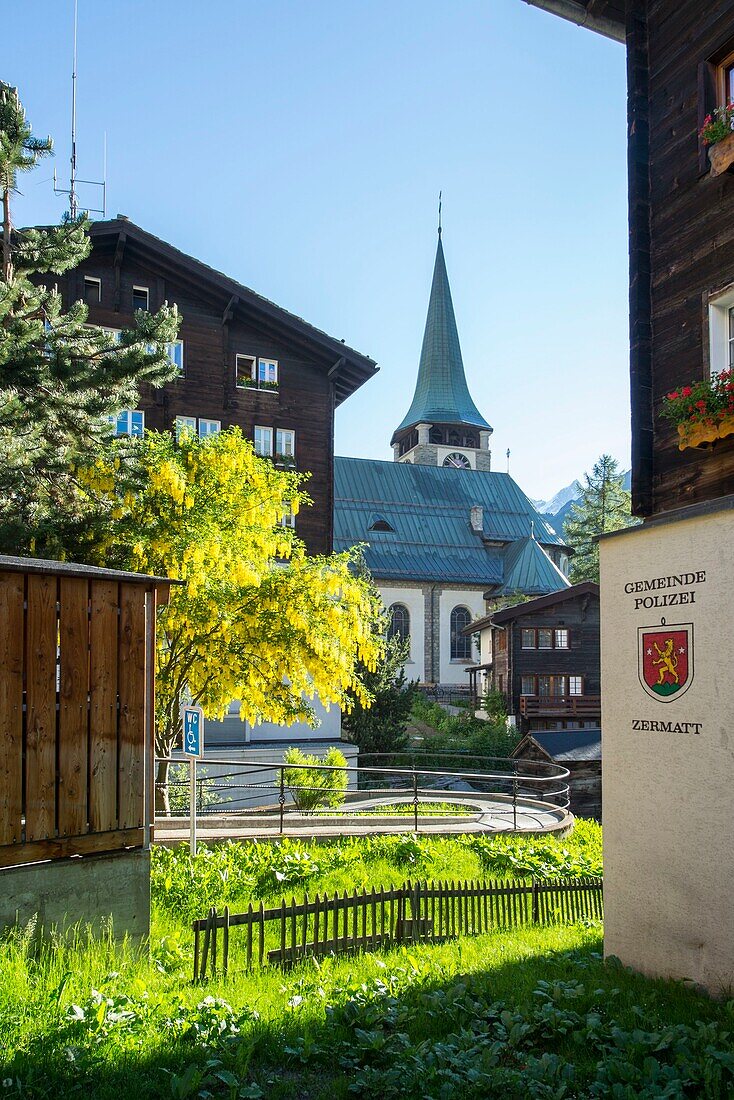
left=282, top=746, right=348, bottom=812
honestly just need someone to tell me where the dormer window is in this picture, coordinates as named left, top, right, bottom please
left=368, top=514, right=395, bottom=533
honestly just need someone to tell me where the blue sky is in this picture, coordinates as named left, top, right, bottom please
left=7, top=0, right=629, bottom=501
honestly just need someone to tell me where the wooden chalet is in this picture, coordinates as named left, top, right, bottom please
left=467, top=582, right=600, bottom=732
left=524, top=0, right=734, bottom=518
left=50, top=217, right=378, bottom=555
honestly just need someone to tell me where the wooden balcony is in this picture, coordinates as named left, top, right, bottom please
left=519, top=695, right=601, bottom=718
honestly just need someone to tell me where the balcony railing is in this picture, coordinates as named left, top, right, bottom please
left=519, top=694, right=601, bottom=718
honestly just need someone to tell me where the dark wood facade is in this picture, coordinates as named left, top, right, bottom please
left=479, top=583, right=600, bottom=732
left=526, top=0, right=734, bottom=517
left=512, top=731, right=602, bottom=820
left=51, top=218, right=378, bottom=556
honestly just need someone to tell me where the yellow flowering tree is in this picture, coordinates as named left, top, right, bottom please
left=83, top=428, right=384, bottom=809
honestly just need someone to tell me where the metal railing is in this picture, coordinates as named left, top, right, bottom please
left=156, top=754, right=570, bottom=835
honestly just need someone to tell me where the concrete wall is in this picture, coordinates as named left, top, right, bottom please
left=599, top=500, right=734, bottom=993
left=0, top=848, right=150, bottom=943
left=205, top=697, right=342, bottom=750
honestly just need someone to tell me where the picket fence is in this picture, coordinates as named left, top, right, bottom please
left=192, top=876, right=603, bottom=980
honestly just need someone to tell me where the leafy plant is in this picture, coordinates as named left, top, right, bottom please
left=700, top=102, right=734, bottom=146
left=282, top=746, right=348, bottom=812
left=661, top=369, right=734, bottom=428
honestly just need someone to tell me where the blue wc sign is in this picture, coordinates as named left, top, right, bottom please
left=182, top=705, right=204, bottom=758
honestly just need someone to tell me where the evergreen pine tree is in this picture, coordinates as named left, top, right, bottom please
left=564, top=454, right=636, bottom=582
left=342, top=635, right=416, bottom=756
left=0, top=82, right=180, bottom=557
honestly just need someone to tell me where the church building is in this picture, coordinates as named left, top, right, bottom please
left=334, top=227, right=572, bottom=687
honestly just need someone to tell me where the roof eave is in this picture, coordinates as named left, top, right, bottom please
left=85, top=219, right=378, bottom=405
left=522, top=0, right=625, bottom=43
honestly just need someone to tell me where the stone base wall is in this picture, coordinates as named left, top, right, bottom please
left=0, top=848, right=151, bottom=943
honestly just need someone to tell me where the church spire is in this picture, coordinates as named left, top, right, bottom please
left=391, top=226, right=491, bottom=445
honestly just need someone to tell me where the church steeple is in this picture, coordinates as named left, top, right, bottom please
left=391, top=225, right=493, bottom=470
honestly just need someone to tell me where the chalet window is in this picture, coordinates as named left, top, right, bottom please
left=537, top=675, right=551, bottom=697
left=387, top=603, right=410, bottom=644
left=495, top=630, right=507, bottom=653
left=199, top=419, right=220, bottom=438
left=254, top=425, right=273, bottom=456
left=236, top=354, right=257, bottom=388
left=112, top=409, right=144, bottom=437
left=258, top=358, right=278, bottom=386
left=520, top=627, right=570, bottom=650
left=450, top=606, right=472, bottom=661
left=132, top=285, right=149, bottom=311
left=83, top=275, right=101, bottom=304
left=568, top=676, right=583, bottom=696
left=707, top=287, right=734, bottom=376
left=280, top=503, right=296, bottom=528
left=175, top=415, right=197, bottom=439
left=521, top=675, right=535, bottom=696
left=167, top=340, right=184, bottom=375
left=276, top=428, right=295, bottom=458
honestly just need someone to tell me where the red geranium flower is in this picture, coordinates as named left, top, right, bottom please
left=681, top=386, right=692, bottom=397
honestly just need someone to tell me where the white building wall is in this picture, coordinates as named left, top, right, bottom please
left=378, top=584, right=425, bottom=680
left=438, top=587, right=485, bottom=685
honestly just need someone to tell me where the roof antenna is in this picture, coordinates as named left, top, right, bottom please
left=53, top=0, right=106, bottom=219
left=438, top=190, right=442, bottom=238
left=506, top=447, right=511, bottom=473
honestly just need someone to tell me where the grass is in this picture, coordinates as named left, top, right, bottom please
left=150, top=823, right=603, bottom=922
left=2, top=919, right=733, bottom=1099
left=2, top=825, right=732, bottom=1098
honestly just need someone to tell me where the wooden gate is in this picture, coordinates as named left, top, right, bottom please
left=0, top=556, right=170, bottom=868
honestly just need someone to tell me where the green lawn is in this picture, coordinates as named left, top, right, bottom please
left=2, top=824, right=733, bottom=1099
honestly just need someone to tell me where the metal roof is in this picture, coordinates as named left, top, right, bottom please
left=501, top=537, right=570, bottom=595
left=392, top=234, right=490, bottom=442
left=514, top=729, right=602, bottom=763
left=334, top=457, right=569, bottom=589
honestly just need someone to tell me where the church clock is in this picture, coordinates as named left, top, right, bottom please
left=443, top=452, right=471, bottom=469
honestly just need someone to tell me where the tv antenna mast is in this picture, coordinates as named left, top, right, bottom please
left=53, top=0, right=106, bottom=218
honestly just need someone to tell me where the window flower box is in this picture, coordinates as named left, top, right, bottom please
left=662, top=371, right=734, bottom=451
left=241, top=377, right=279, bottom=393
left=700, top=105, right=734, bottom=176
left=274, top=453, right=296, bottom=468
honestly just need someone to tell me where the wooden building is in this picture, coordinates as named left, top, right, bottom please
left=524, top=0, right=734, bottom=518
left=467, top=582, right=600, bottom=732
left=51, top=217, right=378, bottom=555
left=512, top=728, right=602, bottom=820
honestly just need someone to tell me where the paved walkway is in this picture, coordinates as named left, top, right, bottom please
left=155, top=792, right=572, bottom=844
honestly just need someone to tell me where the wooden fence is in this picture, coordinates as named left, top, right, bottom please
left=0, top=557, right=170, bottom=868
left=192, top=876, right=603, bottom=979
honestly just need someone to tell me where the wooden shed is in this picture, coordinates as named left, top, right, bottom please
left=512, top=728, right=601, bottom=821
left=0, top=556, right=170, bottom=939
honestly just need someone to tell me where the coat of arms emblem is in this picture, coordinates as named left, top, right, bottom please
left=638, top=621, right=694, bottom=702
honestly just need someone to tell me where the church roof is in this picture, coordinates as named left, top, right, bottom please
left=391, top=235, right=491, bottom=443
left=334, top=457, right=568, bottom=590
left=500, top=537, right=570, bottom=596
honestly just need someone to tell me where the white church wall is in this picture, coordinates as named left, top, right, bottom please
left=438, top=588, right=485, bottom=685
left=378, top=584, right=424, bottom=680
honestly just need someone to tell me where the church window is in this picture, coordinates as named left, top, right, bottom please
left=450, top=606, right=472, bottom=660
left=387, top=603, right=410, bottom=644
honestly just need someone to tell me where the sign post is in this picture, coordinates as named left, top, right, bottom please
left=182, top=705, right=204, bottom=856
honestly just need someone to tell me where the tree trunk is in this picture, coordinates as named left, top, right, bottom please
left=2, top=186, right=12, bottom=283
left=155, top=757, right=171, bottom=816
